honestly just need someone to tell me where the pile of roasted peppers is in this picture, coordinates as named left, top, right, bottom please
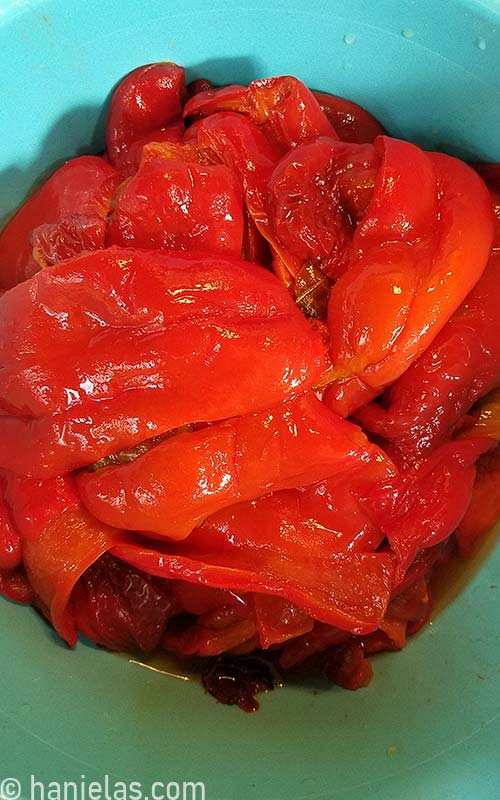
left=1, top=63, right=499, bottom=706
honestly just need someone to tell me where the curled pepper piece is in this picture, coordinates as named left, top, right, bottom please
left=0, top=248, right=326, bottom=476
left=195, top=112, right=281, bottom=224
left=112, top=522, right=394, bottom=635
left=362, top=438, right=494, bottom=578
left=325, top=136, right=494, bottom=416
left=76, top=393, right=392, bottom=539
left=21, top=476, right=130, bottom=646
left=0, top=156, right=119, bottom=289
left=195, top=112, right=293, bottom=275
left=183, top=76, right=338, bottom=150
left=106, top=63, right=187, bottom=176
left=268, top=137, right=380, bottom=281
left=312, top=90, right=385, bottom=144
left=107, top=158, right=244, bottom=257
left=357, top=247, right=500, bottom=462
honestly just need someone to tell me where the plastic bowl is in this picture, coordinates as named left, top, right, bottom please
left=1, top=1, right=500, bottom=798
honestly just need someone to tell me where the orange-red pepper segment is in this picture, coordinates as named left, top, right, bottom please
left=23, top=502, right=130, bottom=646
left=326, top=136, right=494, bottom=416
left=76, top=393, right=394, bottom=539
left=0, top=248, right=326, bottom=477
left=456, top=445, right=500, bottom=556
left=357, top=246, right=500, bottom=462
left=267, top=137, right=380, bottom=281
left=112, top=542, right=394, bottom=636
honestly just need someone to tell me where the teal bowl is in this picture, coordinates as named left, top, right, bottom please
left=1, top=1, right=500, bottom=798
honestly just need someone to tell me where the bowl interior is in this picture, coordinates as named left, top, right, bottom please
left=1, top=1, right=500, bottom=798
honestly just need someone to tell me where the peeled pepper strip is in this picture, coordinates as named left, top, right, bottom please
left=267, top=137, right=380, bottom=281
left=76, top=393, right=393, bottom=539
left=194, top=112, right=300, bottom=281
left=326, top=136, right=494, bottom=417
left=0, top=247, right=320, bottom=418
left=0, top=314, right=325, bottom=479
left=21, top=480, right=129, bottom=646
left=311, top=91, right=385, bottom=144
left=0, top=249, right=326, bottom=477
left=112, top=540, right=394, bottom=636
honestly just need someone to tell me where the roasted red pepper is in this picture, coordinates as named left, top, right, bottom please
left=0, top=247, right=325, bottom=476
left=267, top=137, right=380, bottom=281
left=107, top=158, right=244, bottom=256
left=362, top=439, right=493, bottom=578
left=325, top=137, right=494, bottom=416
left=77, top=393, right=393, bottom=539
left=0, top=156, right=119, bottom=288
left=356, top=246, right=500, bottom=462
left=194, top=113, right=292, bottom=277
left=19, top=475, right=129, bottom=645
left=106, top=63, right=187, bottom=176
left=183, top=76, right=338, bottom=150
left=112, top=534, right=394, bottom=636
left=1, top=61, right=498, bottom=700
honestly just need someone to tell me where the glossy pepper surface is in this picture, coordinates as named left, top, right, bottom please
left=325, top=137, right=494, bottom=416
left=0, top=247, right=326, bottom=476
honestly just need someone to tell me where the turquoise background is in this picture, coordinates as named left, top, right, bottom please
left=0, top=0, right=500, bottom=797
